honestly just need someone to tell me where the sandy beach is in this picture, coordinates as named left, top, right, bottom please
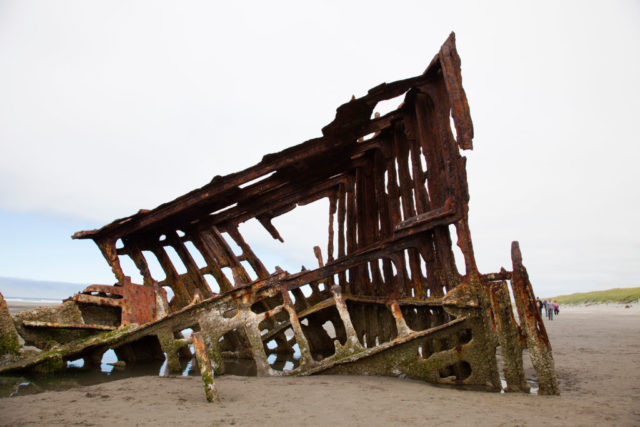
left=1, top=303, right=638, bottom=426
left=5, top=300, right=60, bottom=315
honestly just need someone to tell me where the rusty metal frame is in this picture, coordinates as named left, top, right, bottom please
left=0, top=33, right=559, bottom=398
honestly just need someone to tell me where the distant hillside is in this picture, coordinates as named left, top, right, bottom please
left=0, top=276, right=86, bottom=300
left=554, top=287, right=640, bottom=305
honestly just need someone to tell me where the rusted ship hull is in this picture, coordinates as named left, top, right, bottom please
left=0, top=33, right=559, bottom=397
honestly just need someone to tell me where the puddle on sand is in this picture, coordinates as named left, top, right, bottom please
left=496, top=349, right=539, bottom=395
left=0, top=359, right=166, bottom=398
left=0, top=355, right=264, bottom=398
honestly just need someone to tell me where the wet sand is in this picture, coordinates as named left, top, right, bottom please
left=1, top=304, right=638, bottom=426
left=6, top=300, right=59, bottom=315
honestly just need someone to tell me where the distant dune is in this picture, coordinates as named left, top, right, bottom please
left=0, top=276, right=87, bottom=300
left=553, top=287, right=640, bottom=305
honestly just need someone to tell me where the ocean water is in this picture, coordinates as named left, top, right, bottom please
left=5, top=297, right=62, bottom=304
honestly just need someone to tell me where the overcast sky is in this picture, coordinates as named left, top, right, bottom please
left=0, top=0, right=638, bottom=298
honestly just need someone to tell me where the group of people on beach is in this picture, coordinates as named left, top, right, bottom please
left=536, top=297, right=559, bottom=320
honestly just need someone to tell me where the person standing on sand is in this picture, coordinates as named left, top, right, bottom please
left=537, top=297, right=544, bottom=316
left=554, top=300, right=559, bottom=316
left=547, top=299, right=554, bottom=320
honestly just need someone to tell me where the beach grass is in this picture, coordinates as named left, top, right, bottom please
left=553, top=287, right=640, bottom=305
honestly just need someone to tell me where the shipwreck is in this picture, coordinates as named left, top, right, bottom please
left=0, top=33, right=559, bottom=399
